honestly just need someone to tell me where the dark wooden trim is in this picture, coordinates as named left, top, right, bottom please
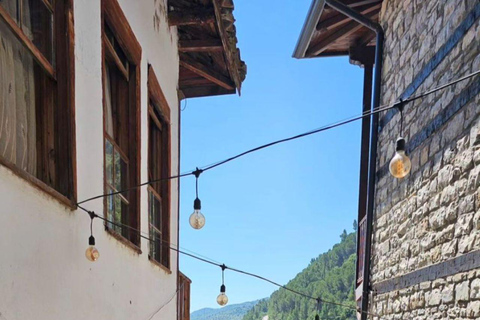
left=55, top=0, right=77, bottom=202
left=0, top=4, right=55, bottom=78
left=103, top=35, right=129, bottom=79
left=147, top=65, right=172, bottom=269
left=179, top=54, right=235, bottom=90
left=168, top=8, right=215, bottom=26
left=180, top=85, right=236, bottom=98
left=102, top=0, right=142, bottom=246
left=179, top=39, right=223, bottom=52
left=102, top=0, right=142, bottom=64
left=379, top=3, right=480, bottom=131
left=0, top=156, right=76, bottom=209
left=376, top=78, right=480, bottom=181
left=105, top=228, right=142, bottom=254
left=374, top=249, right=480, bottom=294
left=149, top=254, right=173, bottom=274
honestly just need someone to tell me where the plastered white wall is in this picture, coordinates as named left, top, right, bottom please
left=0, top=0, right=180, bottom=319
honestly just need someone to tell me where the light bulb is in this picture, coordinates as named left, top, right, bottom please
left=85, top=236, right=100, bottom=262
left=189, top=198, right=205, bottom=230
left=189, top=210, right=205, bottom=230
left=389, top=137, right=411, bottom=178
left=217, top=285, right=228, bottom=306
left=85, top=246, right=100, bottom=262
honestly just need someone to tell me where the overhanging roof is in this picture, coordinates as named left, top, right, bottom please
left=169, top=0, right=247, bottom=99
left=293, top=0, right=383, bottom=59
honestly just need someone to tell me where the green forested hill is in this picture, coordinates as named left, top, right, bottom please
left=243, top=229, right=357, bottom=320
left=191, top=300, right=261, bottom=320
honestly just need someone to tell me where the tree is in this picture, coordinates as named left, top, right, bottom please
left=353, top=219, right=358, bottom=232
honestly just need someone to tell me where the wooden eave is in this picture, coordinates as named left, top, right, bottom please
left=169, top=0, right=246, bottom=99
left=293, top=0, right=383, bottom=59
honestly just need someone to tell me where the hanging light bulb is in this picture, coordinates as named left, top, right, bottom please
left=85, top=211, right=99, bottom=262
left=85, top=235, right=100, bottom=262
left=389, top=137, right=411, bottom=178
left=217, top=284, right=229, bottom=306
left=189, top=168, right=205, bottom=230
left=189, top=198, right=205, bottom=229
left=216, top=264, right=228, bottom=306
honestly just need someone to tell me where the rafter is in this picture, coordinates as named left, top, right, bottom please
left=317, top=3, right=381, bottom=32
left=307, top=11, right=378, bottom=56
left=179, top=54, right=235, bottom=90
left=179, top=39, right=223, bottom=52
left=168, top=8, right=215, bottom=26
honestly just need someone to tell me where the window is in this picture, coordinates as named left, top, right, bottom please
left=0, top=0, right=75, bottom=201
left=148, top=66, right=171, bottom=268
left=102, top=0, right=141, bottom=246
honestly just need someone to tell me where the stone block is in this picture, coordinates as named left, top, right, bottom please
left=471, top=279, right=480, bottom=300
left=466, top=301, right=480, bottom=318
left=455, top=281, right=470, bottom=302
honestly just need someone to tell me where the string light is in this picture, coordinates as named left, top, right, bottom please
left=217, top=264, right=229, bottom=306
left=76, top=205, right=372, bottom=316
left=73, top=71, right=479, bottom=316
left=85, top=211, right=100, bottom=262
left=389, top=101, right=411, bottom=178
left=189, top=168, right=206, bottom=230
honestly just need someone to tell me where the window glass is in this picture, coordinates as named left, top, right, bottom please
left=105, top=140, right=113, bottom=185
left=22, top=0, right=54, bottom=63
left=0, top=0, right=19, bottom=23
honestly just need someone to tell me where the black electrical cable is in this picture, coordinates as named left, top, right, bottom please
left=78, top=205, right=374, bottom=317
left=76, top=70, right=480, bottom=207
left=75, top=70, right=479, bottom=318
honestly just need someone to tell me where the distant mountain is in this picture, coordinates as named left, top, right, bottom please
left=243, top=230, right=357, bottom=320
left=191, top=300, right=263, bottom=320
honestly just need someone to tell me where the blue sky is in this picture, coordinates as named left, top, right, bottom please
left=179, top=0, right=364, bottom=312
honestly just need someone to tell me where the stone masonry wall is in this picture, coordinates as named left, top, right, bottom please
left=370, top=0, right=480, bottom=318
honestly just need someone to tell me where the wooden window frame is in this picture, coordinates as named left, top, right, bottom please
left=147, top=65, right=171, bottom=270
left=0, top=0, right=76, bottom=207
left=102, top=0, right=142, bottom=249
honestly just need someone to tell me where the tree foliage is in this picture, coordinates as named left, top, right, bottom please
left=243, top=231, right=357, bottom=320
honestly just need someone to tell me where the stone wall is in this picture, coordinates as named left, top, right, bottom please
left=369, top=0, right=480, bottom=318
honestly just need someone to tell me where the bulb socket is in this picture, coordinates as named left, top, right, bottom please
left=194, top=197, right=201, bottom=210
left=89, top=235, right=96, bottom=246
left=220, top=284, right=226, bottom=293
left=396, top=137, right=406, bottom=151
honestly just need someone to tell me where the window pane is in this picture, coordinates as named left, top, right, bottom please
left=105, top=139, right=113, bottom=185
left=106, top=186, right=114, bottom=230
left=0, top=0, right=18, bottom=23
left=22, top=0, right=54, bottom=64
left=150, top=227, right=161, bottom=263
left=149, top=191, right=162, bottom=229
left=0, top=18, right=39, bottom=176
left=114, top=149, right=127, bottom=191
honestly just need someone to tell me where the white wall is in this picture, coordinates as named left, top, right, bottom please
left=0, top=0, right=180, bottom=319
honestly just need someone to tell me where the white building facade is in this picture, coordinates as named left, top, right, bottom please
left=0, top=0, right=244, bottom=319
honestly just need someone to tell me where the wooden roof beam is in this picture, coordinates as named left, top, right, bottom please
left=169, top=8, right=215, bottom=26
left=316, top=3, right=381, bottom=32
left=179, top=54, right=235, bottom=90
left=323, top=0, right=382, bottom=14
left=179, top=39, right=223, bottom=52
left=307, top=11, right=378, bottom=56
